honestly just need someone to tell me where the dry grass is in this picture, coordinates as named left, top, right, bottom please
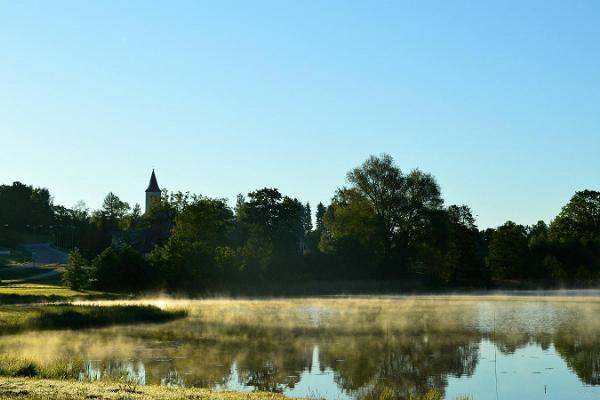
left=0, top=377, right=289, bottom=400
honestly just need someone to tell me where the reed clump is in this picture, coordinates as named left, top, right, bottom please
left=0, top=357, right=80, bottom=379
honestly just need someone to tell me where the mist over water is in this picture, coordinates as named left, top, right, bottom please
left=5, top=295, right=600, bottom=399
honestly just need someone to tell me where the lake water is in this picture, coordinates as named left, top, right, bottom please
left=4, top=295, right=600, bottom=399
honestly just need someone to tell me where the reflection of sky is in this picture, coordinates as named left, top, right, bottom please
left=284, top=346, right=353, bottom=400
left=446, top=340, right=600, bottom=400
left=81, top=360, right=146, bottom=385
left=79, top=341, right=600, bottom=400
left=217, top=346, right=353, bottom=400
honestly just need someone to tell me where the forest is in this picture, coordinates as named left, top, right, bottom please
left=1, top=154, right=599, bottom=293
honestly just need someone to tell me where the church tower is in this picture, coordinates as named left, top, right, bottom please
left=145, top=169, right=161, bottom=213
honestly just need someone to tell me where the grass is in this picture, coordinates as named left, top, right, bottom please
left=0, top=283, right=99, bottom=304
left=0, top=357, right=80, bottom=380
left=0, top=377, right=289, bottom=400
left=0, top=283, right=86, bottom=297
left=0, top=378, right=474, bottom=400
left=0, top=304, right=187, bottom=334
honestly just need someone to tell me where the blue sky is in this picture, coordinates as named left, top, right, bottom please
left=1, top=1, right=598, bottom=228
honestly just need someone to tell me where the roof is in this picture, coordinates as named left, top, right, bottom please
left=145, top=169, right=161, bottom=193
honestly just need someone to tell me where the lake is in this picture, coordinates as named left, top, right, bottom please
left=4, top=294, right=600, bottom=400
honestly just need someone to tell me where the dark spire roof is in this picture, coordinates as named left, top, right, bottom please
left=145, top=169, right=161, bottom=193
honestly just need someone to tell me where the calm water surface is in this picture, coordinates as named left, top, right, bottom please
left=4, top=295, right=600, bottom=400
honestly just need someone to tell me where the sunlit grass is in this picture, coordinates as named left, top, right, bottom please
left=0, top=377, right=289, bottom=400
left=0, top=283, right=86, bottom=297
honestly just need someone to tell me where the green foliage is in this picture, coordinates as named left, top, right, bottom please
left=62, top=248, right=89, bottom=290
left=549, top=190, right=600, bottom=244
left=92, top=246, right=157, bottom=292
left=151, top=196, right=235, bottom=290
left=0, top=182, right=54, bottom=232
left=544, top=255, right=567, bottom=281
left=441, top=206, right=483, bottom=285
left=486, top=222, right=529, bottom=280
left=4, top=155, right=600, bottom=291
left=345, top=154, right=443, bottom=248
left=321, top=154, right=443, bottom=278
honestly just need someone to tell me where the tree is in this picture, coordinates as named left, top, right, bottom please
left=63, top=248, right=89, bottom=290
left=549, top=190, right=600, bottom=244
left=92, top=246, right=156, bottom=291
left=0, top=182, right=55, bottom=237
left=347, top=155, right=442, bottom=251
left=236, top=188, right=308, bottom=279
left=486, top=222, right=529, bottom=280
left=123, top=203, right=143, bottom=230
left=441, top=206, right=483, bottom=284
left=447, top=205, right=477, bottom=230
left=315, top=203, right=326, bottom=232
left=243, top=188, right=283, bottom=233
left=91, top=247, right=120, bottom=290
left=100, top=192, right=129, bottom=229
left=158, top=197, right=235, bottom=289
left=319, top=188, right=384, bottom=278
left=303, top=202, right=313, bottom=235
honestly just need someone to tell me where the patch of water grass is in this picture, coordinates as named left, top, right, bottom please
left=0, top=304, right=187, bottom=334
left=0, top=357, right=80, bottom=379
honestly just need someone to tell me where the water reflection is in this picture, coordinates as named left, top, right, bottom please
left=81, top=360, right=146, bottom=385
left=4, top=297, right=600, bottom=399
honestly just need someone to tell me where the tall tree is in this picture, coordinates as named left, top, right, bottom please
left=315, top=202, right=326, bottom=232
left=486, top=221, right=529, bottom=280
left=441, top=205, right=483, bottom=284
left=303, top=202, right=313, bottom=235
left=63, top=248, right=89, bottom=290
left=100, top=192, right=130, bottom=223
left=328, top=154, right=443, bottom=269
left=549, top=190, right=600, bottom=244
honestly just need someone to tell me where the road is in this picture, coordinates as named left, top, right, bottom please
left=22, top=243, right=69, bottom=265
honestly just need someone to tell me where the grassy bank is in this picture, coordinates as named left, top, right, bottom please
left=0, top=283, right=113, bottom=304
left=0, top=377, right=288, bottom=400
left=0, top=378, right=468, bottom=400
left=0, top=304, right=186, bottom=334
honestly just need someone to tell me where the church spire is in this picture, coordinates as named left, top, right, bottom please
left=146, top=169, right=160, bottom=193
left=145, top=169, right=161, bottom=214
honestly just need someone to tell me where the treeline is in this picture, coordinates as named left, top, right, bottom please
left=2, top=154, right=600, bottom=292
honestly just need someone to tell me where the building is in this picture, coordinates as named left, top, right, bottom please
left=145, top=169, right=161, bottom=213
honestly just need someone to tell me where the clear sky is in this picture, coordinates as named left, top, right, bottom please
left=1, top=1, right=598, bottom=228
